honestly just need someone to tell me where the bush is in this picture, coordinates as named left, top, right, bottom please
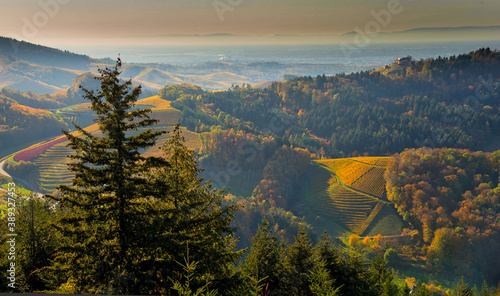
left=384, top=248, right=399, bottom=266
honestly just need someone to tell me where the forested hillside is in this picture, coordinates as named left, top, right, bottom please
left=0, top=95, right=67, bottom=155
left=172, top=48, right=500, bottom=158
left=385, top=148, right=500, bottom=283
left=0, top=36, right=100, bottom=70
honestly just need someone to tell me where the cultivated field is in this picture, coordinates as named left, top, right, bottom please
left=34, top=141, right=74, bottom=193
left=54, top=102, right=96, bottom=128
left=317, top=158, right=390, bottom=199
left=304, top=157, right=392, bottom=235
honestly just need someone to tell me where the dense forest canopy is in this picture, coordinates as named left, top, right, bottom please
left=385, top=148, right=500, bottom=283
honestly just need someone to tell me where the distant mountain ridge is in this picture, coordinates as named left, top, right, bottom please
left=401, top=25, right=500, bottom=32
left=341, top=25, right=500, bottom=42
left=343, top=25, right=500, bottom=34
left=0, top=36, right=113, bottom=70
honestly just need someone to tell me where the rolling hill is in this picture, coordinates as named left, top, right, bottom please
left=0, top=55, right=85, bottom=93
left=0, top=95, right=68, bottom=158
left=1, top=96, right=201, bottom=193
left=0, top=37, right=254, bottom=94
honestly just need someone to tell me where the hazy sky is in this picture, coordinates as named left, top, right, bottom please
left=1, top=0, right=499, bottom=47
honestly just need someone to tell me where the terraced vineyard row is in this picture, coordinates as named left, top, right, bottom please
left=350, top=166, right=386, bottom=198
left=34, top=122, right=119, bottom=193
left=34, top=142, right=75, bottom=193
left=317, top=157, right=388, bottom=199
left=351, top=157, right=391, bottom=167
left=356, top=202, right=385, bottom=235
left=305, top=157, right=392, bottom=234
left=317, top=158, right=352, bottom=172
left=34, top=130, right=201, bottom=193
left=306, top=163, right=333, bottom=192
left=149, top=109, right=181, bottom=125
left=140, top=126, right=202, bottom=157
left=135, top=96, right=181, bottom=125
left=11, top=95, right=200, bottom=193
left=136, top=95, right=172, bottom=109
left=318, top=159, right=371, bottom=187
left=306, top=179, right=380, bottom=234
left=305, top=163, right=383, bottom=234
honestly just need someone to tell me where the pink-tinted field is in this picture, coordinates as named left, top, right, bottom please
left=13, top=137, right=67, bottom=162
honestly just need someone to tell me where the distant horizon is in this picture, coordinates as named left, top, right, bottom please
left=1, top=0, right=499, bottom=51
left=3, top=25, right=500, bottom=59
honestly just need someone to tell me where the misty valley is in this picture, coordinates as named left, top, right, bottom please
left=0, top=36, right=500, bottom=295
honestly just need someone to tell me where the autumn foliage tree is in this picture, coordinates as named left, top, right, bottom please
left=385, top=148, right=500, bottom=283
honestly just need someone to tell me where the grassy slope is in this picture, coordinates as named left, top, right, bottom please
left=302, top=164, right=351, bottom=237
left=364, top=204, right=404, bottom=236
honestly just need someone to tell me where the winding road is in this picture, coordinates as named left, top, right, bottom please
left=0, top=159, right=44, bottom=198
left=0, top=160, right=12, bottom=179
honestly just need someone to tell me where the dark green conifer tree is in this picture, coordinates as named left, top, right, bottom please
left=454, top=277, right=472, bottom=296
left=370, top=254, right=398, bottom=296
left=308, top=260, right=340, bottom=296
left=283, top=226, right=315, bottom=296
left=50, top=59, right=168, bottom=294
left=480, top=281, right=492, bottom=296
left=0, top=197, right=59, bottom=293
left=243, top=219, right=283, bottom=295
left=314, top=232, right=341, bottom=279
left=146, top=124, right=242, bottom=295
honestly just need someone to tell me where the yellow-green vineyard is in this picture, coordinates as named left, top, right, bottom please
left=304, top=157, right=391, bottom=235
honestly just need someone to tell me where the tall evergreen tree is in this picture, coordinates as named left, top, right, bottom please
left=370, top=254, right=398, bottom=296
left=454, top=277, right=472, bottom=296
left=146, top=124, right=242, bottom=295
left=314, top=232, right=341, bottom=279
left=314, top=232, right=377, bottom=296
left=16, top=198, right=60, bottom=292
left=0, top=197, right=59, bottom=293
left=243, top=219, right=283, bottom=295
left=283, top=226, right=316, bottom=296
left=49, top=59, right=168, bottom=294
left=480, top=281, right=492, bottom=296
